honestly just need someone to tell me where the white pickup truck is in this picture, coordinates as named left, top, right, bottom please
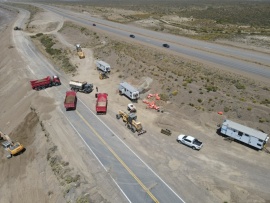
left=177, top=134, right=203, bottom=150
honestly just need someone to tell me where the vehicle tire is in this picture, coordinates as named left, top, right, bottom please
left=131, top=127, right=136, bottom=133
left=192, top=146, right=196, bottom=150
left=116, top=114, right=120, bottom=119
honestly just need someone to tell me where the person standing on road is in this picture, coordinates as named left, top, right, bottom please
left=96, top=86, right=98, bottom=92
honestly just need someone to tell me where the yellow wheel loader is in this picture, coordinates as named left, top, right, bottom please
left=116, top=110, right=146, bottom=135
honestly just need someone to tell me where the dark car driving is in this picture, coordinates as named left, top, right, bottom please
left=163, top=43, right=170, bottom=48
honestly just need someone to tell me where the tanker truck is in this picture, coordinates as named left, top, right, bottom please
left=69, top=80, right=93, bottom=93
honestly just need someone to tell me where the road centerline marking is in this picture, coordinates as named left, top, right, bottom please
left=76, top=110, right=159, bottom=203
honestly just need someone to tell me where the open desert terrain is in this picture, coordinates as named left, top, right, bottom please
left=0, top=1, right=270, bottom=203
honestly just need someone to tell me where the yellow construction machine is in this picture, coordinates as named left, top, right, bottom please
left=99, top=72, right=109, bottom=80
left=116, top=110, right=146, bottom=135
left=8, top=142, right=24, bottom=156
left=76, top=44, right=85, bottom=59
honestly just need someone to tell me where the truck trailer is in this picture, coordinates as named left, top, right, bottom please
left=96, top=60, right=111, bottom=73
left=69, top=80, right=93, bottom=93
left=30, top=75, right=61, bottom=90
left=64, top=91, right=77, bottom=110
left=220, top=119, right=269, bottom=150
left=95, top=93, right=108, bottom=114
left=119, top=82, right=140, bottom=101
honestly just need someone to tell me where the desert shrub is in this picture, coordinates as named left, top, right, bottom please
left=239, top=98, right=246, bottom=102
left=184, top=78, right=193, bottom=83
left=36, top=33, right=43, bottom=37
left=189, top=103, right=194, bottom=107
left=260, top=99, right=270, bottom=105
left=159, top=93, right=169, bottom=101
left=235, top=82, right=245, bottom=89
left=76, top=196, right=89, bottom=203
left=205, top=85, right=218, bottom=92
left=247, top=107, right=252, bottom=111
left=224, top=106, right=230, bottom=112
left=171, top=90, right=178, bottom=96
left=189, top=90, right=192, bottom=93
left=40, top=35, right=54, bottom=48
left=198, top=99, right=202, bottom=103
left=46, top=48, right=61, bottom=55
left=62, top=57, right=76, bottom=72
left=259, top=118, right=266, bottom=123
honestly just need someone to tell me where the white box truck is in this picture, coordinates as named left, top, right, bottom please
left=119, top=82, right=140, bottom=101
left=96, top=60, right=111, bottom=73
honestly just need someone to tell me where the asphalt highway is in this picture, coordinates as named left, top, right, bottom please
left=37, top=4, right=270, bottom=80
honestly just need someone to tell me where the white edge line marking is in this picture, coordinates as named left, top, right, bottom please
left=59, top=109, right=132, bottom=203
left=43, top=88, right=131, bottom=203
left=78, top=98, right=186, bottom=203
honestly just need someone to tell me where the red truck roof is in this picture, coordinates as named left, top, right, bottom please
left=96, top=93, right=108, bottom=114
left=64, top=91, right=77, bottom=110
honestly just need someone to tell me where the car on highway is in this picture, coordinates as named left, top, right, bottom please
left=93, top=23, right=96, bottom=26
left=163, top=43, right=170, bottom=48
left=177, top=134, right=203, bottom=150
left=130, top=34, right=135, bottom=38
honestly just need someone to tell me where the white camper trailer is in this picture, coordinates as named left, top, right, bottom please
left=119, top=82, right=140, bottom=101
left=96, top=60, right=111, bottom=73
left=220, top=119, right=269, bottom=150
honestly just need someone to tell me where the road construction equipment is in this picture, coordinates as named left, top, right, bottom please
left=116, top=110, right=146, bottom=135
left=7, top=142, right=24, bottom=156
left=99, top=72, right=109, bottom=80
left=161, top=129, right=171, bottom=136
left=75, top=44, right=85, bottom=59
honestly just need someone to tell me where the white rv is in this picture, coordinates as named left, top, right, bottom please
left=119, top=82, right=140, bottom=101
left=220, top=119, right=269, bottom=150
left=96, top=60, right=111, bottom=73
